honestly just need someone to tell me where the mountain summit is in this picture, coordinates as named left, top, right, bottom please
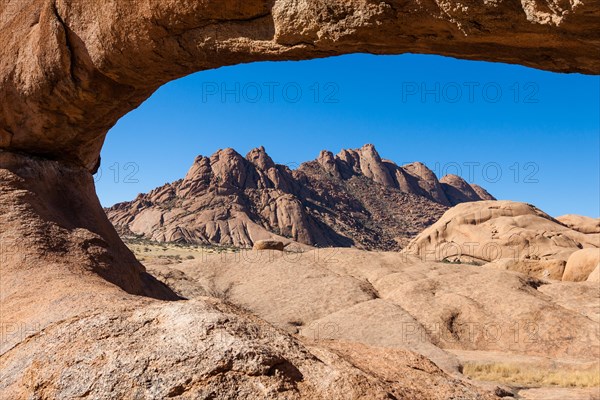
left=106, top=145, right=495, bottom=250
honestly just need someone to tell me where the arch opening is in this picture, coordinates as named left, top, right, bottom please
left=0, top=0, right=598, bottom=296
left=97, top=53, right=599, bottom=218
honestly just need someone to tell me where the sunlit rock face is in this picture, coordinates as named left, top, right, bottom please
left=0, top=0, right=598, bottom=170
left=106, top=145, right=495, bottom=250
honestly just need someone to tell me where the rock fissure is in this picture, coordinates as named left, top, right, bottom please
left=51, top=2, right=76, bottom=84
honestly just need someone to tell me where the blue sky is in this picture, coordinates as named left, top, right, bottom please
left=96, top=54, right=600, bottom=217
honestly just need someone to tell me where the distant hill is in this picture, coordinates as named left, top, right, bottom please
left=106, top=144, right=494, bottom=250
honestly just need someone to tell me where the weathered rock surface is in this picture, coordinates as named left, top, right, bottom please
left=487, top=258, right=567, bottom=280
left=299, top=298, right=461, bottom=372
left=374, top=260, right=599, bottom=359
left=146, top=247, right=600, bottom=376
left=253, top=239, right=287, bottom=251
left=400, top=161, right=451, bottom=205
left=107, top=144, right=493, bottom=250
left=441, top=174, right=488, bottom=206
left=538, top=281, right=600, bottom=323
left=403, top=200, right=599, bottom=278
left=518, top=388, right=600, bottom=400
left=587, top=265, right=600, bottom=282
left=0, top=153, right=182, bottom=368
left=471, top=184, right=496, bottom=202
left=1, top=293, right=497, bottom=399
left=0, top=152, right=177, bottom=304
left=562, top=248, right=600, bottom=282
left=1, top=1, right=599, bottom=171
left=557, top=214, right=600, bottom=234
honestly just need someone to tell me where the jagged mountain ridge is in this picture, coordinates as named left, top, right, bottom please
left=106, top=144, right=495, bottom=250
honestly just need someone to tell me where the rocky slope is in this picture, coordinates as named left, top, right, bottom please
left=106, top=144, right=494, bottom=250
left=557, top=214, right=600, bottom=234
left=144, top=243, right=600, bottom=399
left=2, top=297, right=497, bottom=400
left=148, top=245, right=600, bottom=359
left=138, top=200, right=599, bottom=398
left=144, top=199, right=600, bottom=366
left=403, top=200, right=600, bottom=280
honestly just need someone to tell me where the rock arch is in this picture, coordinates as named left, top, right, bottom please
left=0, top=0, right=598, bottom=296
left=1, top=0, right=598, bottom=170
left=0, top=3, right=599, bottom=397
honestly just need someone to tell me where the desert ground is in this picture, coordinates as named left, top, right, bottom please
left=121, top=201, right=599, bottom=400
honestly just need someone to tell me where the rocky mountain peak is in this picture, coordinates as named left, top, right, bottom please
left=471, top=184, right=496, bottom=202
left=359, top=143, right=379, bottom=157
left=183, top=155, right=211, bottom=181
left=107, top=144, right=495, bottom=250
left=402, top=161, right=432, bottom=178
left=246, top=146, right=275, bottom=170
left=317, top=150, right=340, bottom=177
left=356, top=144, right=396, bottom=187
left=440, top=174, right=482, bottom=205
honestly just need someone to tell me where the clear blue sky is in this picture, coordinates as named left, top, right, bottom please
left=96, top=54, right=600, bottom=218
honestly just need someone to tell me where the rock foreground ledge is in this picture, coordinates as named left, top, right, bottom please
left=1, top=0, right=599, bottom=170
